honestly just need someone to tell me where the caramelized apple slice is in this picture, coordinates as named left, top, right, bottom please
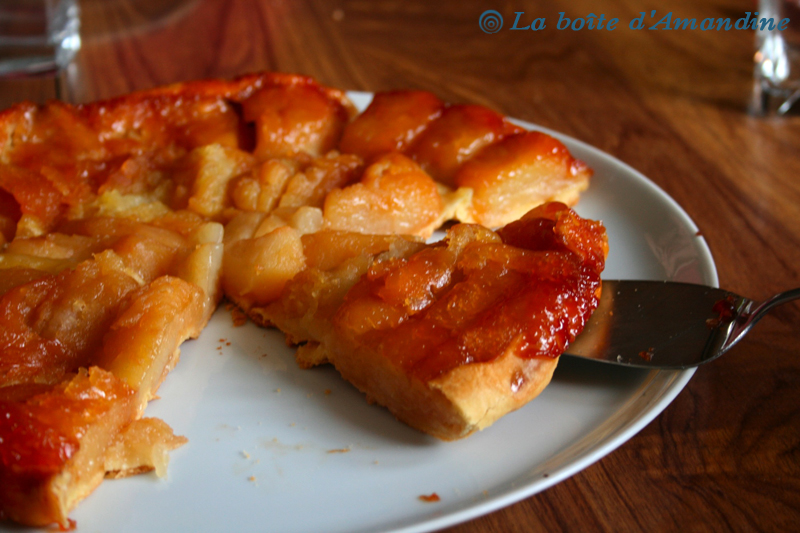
left=96, top=277, right=205, bottom=414
left=242, top=84, right=352, bottom=160
left=0, top=368, right=136, bottom=528
left=338, top=90, right=445, bottom=161
left=454, top=131, right=592, bottom=227
left=279, top=152, right=364, bottom=209
left=409, top=104, right=523, bottom=187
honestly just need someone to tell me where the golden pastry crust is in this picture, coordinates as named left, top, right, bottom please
left=328, top=335, right=559, bottom=440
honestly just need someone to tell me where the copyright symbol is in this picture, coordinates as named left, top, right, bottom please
left=479, top=10, right=503, bottom=34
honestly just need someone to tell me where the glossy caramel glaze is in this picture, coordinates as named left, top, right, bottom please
left=333, top=203, right=607, bottom=382
left=0, top=368, right=135, bottom=526
left=409, top=104, right=523, bottom=187
left=0, top=369, right=132, bottom=478
left=339, top=90, right=445, bottom=161
left=242, top=83, right=351, bottom=160
left=0, top=73, right=353, bottom=236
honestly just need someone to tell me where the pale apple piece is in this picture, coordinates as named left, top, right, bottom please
left=323, top=153, right=444, bottom=237
left=104, top=417, right=188, bottom=479
left=0, top=367, right=137, bottom=528
left=230, top=158, right=297, bottom=213
left=173, top=221, right=224, bottom=322
left=439, top=185, right=476, bottom=225
left=278, top=152, right=363, bottom=209
left=222, top=226, right=306, bottom=308
left=15, top=213, right=48, bottom=238
left=4, top=232, right=100, bottom=261
left=0, top=254, right=78, bottom=275
left=95, top=152, right=174, bottom=202
left=108, top=225, right=190, bottom=284
left=223, top=211, right=267, bottom=244
left=242, top=84, right=351, bottom=160
left=253, top=206, right=324, bottom=238
left=288, top=206, right=324, bottom=234
left=177, top=144, right=256, bottom=219
left=454, top=131, right=591, bottom=228
left=92, top=190, right=172, bottom=222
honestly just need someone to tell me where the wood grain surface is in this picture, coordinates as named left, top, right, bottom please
left=2, top=0, right=798, bottom=531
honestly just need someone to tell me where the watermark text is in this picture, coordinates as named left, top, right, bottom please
left=479, top=10, right=790, bottom=34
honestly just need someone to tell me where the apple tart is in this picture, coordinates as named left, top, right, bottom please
left=0, top=72, right=601, bottom=527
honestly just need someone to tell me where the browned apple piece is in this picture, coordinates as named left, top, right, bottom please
left=301, top=231, right=424, bottom=272
left=79, top=93, right=244, bottom=154
left=0, top=268, right=50, bottom=297
left=454, top=131, right=592, bottom=227
left=0, top=164, right=67, bottom=237
left=242, top=84, right=351, bottom=160
left=409, top=104, right=523, bottom=187
left=323, top=153, right=444, bottom=237
left=0, top=251, right=144, bottom=387
left=0, top=215, right=216, bottom=386
left=338, top=90, right=444, bottom=161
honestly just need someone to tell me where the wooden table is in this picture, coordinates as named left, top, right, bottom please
left=2, top=0, right=798, bottom=530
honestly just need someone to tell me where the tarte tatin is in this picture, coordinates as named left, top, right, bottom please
left=0, top=72, right=604, bottom=527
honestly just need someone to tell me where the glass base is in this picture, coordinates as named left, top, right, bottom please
left=750, top=79, right=800, bottom=116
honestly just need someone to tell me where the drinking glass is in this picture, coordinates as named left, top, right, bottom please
left=0, top=0, right=80, bottom=78
left=752, top=0, right=800, bottom=115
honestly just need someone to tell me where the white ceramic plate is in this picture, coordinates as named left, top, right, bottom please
left=6, top=95, right=717, bottom=533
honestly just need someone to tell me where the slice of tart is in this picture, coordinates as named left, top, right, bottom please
left=243, top=202, right=607, bottom=440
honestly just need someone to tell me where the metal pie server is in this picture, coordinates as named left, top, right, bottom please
left=566, top=280, right=800, bottom=369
